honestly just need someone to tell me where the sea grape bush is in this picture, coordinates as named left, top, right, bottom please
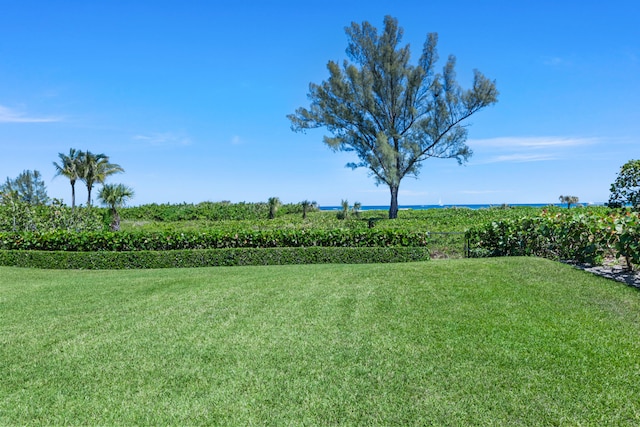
left=614, top=211, right=640, bottom=268
left=120, top=201, right=311, bottom=222
left=120, top=205, right=578, bottom=234
left=466, top=209, right=639, bottom=269
left=0, top=199, right=105, bottom=233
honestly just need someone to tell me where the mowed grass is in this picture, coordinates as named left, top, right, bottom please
left=2, top=258, right=640, bottom=425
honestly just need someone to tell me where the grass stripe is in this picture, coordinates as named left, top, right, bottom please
left=1, top=257, right=639, bottom=425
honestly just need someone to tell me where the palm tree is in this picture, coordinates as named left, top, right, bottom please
left=53, top=148, right=82, bottom=211
left=559, top=195, right=579, bottom=209
left=337, top=199, right=349, bottom=220
left=268, top=197, right=281, bottom=219
left=98, top=183, right=134, bottom=231
left=353, top=201, right=362, bottom=218
left=301, top=200, right=311, bottom=219
left=78, top=151, right=124, bottom=206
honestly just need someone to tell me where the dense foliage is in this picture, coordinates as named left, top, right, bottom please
left=466, top=208, right=640, bottom=269
left=1, top=170, right=49, bottom=205
left=0, top=229, right=429, bottom=251
left=0, top=246, right=429, bottom=269
left=608, top=159, right=640, bottom=209
left=120, top=201, right=314, bottom=222
left=0, top=199, right=105, bottom=233
left=3, top=201, right=635, bottom=269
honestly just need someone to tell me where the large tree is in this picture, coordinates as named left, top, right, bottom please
left=53, top=148, right=82, bottom=210
left=78, top=151, right=124, bottom=206
left=288, top=16, right=498, bottom=218
left=98, top=183, right=134, bottom=231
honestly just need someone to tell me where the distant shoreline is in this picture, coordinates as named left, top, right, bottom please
left=319, top=203, right=605, bottom=211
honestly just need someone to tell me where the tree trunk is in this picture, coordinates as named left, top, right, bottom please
left=110, top=208, right=120, bottom=231
left=70, top=181, right=76, bottom=212
left=388, top=185, right=399, bottom=219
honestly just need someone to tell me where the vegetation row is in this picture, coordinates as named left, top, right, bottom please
left=0, top=247, right=429, bottom=269
left=466, top=209, right=640, bottom=269
left=0, top=228, right=429, bottom=251
left=2, top=199, right=588, bottom=234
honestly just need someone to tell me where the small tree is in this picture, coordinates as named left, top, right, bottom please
left=268, top=197, right=281, bottom=219
left=301, top=200, right=311, bottom=219
left=337, top=199, right=349, bottom=220
left=98, top=183, right=134, bottom=231
left=353, top=201, right=362, bottom=217
left=1, top=170, right=49, bottom=205
left=0, top=190, right=33, bottom=231
left=559, top=195, right=579, bottom=209
left=608, top=159, right=640, bottom=210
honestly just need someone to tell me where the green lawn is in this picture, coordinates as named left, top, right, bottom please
left=2, top=257, right=640, bottom=425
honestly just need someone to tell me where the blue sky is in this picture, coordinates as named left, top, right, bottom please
left=1, top=0, right=638, bottom=207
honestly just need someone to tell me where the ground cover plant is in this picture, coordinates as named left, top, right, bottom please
left=2, top=257, right=639, bottom=425
left=118, top=203, right=562, bottom=233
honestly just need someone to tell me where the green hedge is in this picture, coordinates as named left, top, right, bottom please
left=0, top=247, right=430, bottom=269
left=0, top=229, right=429, bottom=251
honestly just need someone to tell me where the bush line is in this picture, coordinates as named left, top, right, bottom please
left=0, top=247, right=430, bottom=269
left=466, top=209, right=640, bottom=268
left=0, top=229, right=429, bottom=251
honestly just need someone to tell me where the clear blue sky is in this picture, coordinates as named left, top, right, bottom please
left=1, top=0, right=638, bottom=207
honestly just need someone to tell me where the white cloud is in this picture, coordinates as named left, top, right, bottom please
left=231, top=135, right=242, bottom=145
left=468, top=136, right=599, bottom=148
left=133, top=132, right=191, bottom=146
left=468, top=136, right=601, bottom=164
left=0, top=105, right=61, bottom=123
left=482, top=153, right=558, bottom=164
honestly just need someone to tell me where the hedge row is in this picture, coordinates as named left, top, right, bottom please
left=465, top=210, right=640, bottom=268
left=0, top=247, right=430, bottom=269
left=0, top=229, right=429, bottom=251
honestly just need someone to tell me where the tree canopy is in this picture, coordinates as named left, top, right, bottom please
left=78, top=151, right=124, bottom=206
left=608, top=159, right=640, bottom=210
left=98, top=183, right=134, bottom=231
left=53, top=148, right=82, bottom=210
left=559, top=195, right=579, bottom=209
left=1, top=170, right=49, bottom=205
left=289, top=16, right=498, bottom=218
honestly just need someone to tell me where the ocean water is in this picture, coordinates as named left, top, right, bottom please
left=319, top=203, right=604, bottom=211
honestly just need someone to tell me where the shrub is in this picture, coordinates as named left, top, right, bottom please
left=466, top=209, right=639, bottom=268
left=0, top=229, right=430, bottom=252
left=0, top=247, right=430, bottom=269
left=0, top=200, right=105, bottom=233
